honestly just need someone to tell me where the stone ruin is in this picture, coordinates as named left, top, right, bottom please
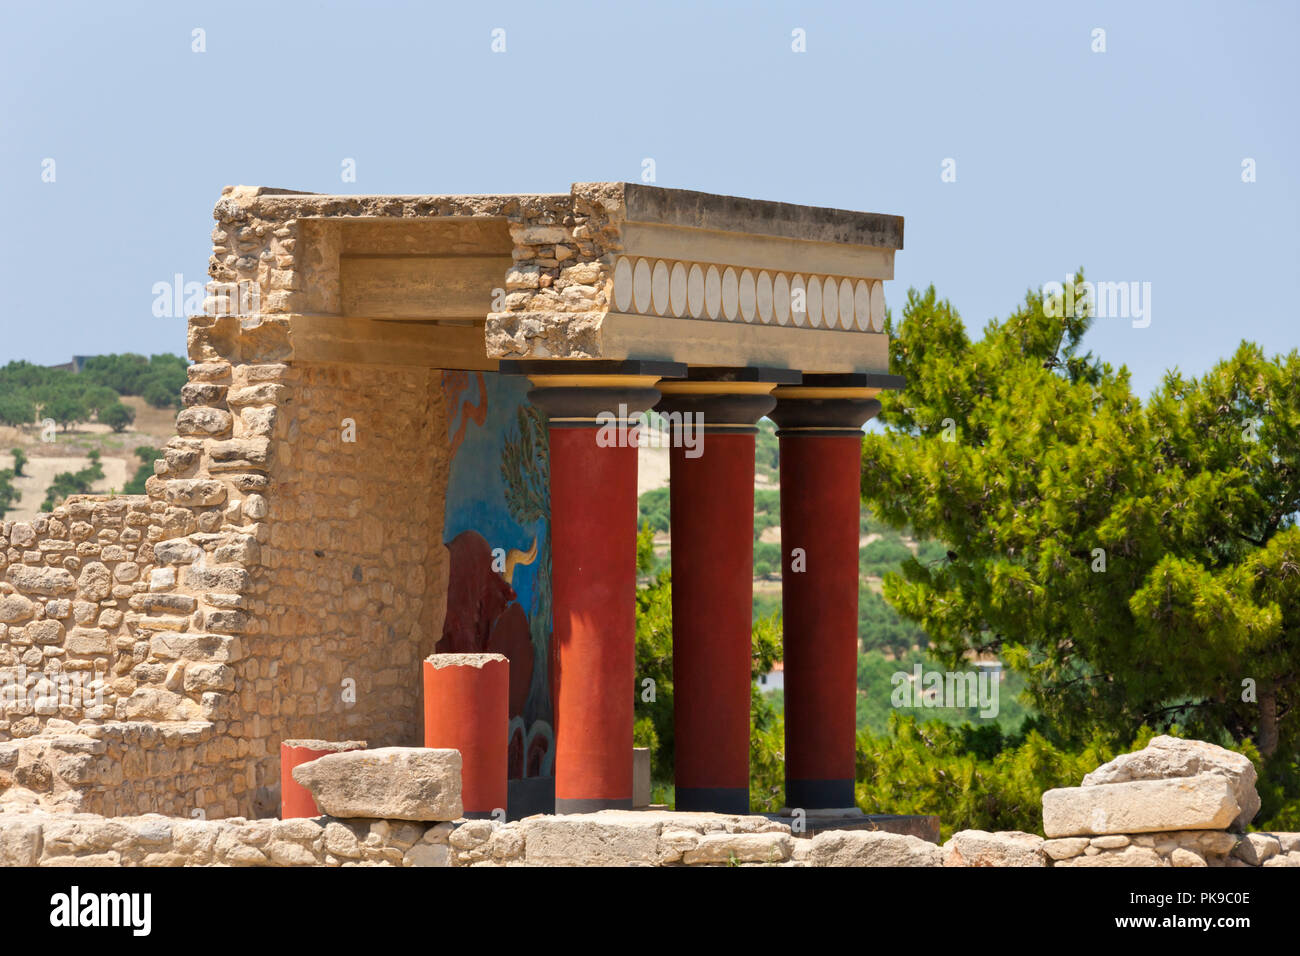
left=2, top=733, right=1296, bottom=867
left=0, top=182, right=1294, bottom=868
left=0, top=181, right=903, bottom=822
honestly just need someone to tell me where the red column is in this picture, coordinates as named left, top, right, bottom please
left=658, top=373, right=790, bottom=813
left=280, top=739, right=367, bottom=819
left=549, top=425, right=639, bottom=811
left=423, top=653, right=509, bottom=818
left=517, top=361, right=679, bottom=814
left=771, top=378, right=885, bottom=809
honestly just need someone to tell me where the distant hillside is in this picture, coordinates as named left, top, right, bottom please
left=0, top=353, right=181, bottom=518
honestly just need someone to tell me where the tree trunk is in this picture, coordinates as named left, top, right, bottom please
left=1258, top=685, right=1279, bottom=757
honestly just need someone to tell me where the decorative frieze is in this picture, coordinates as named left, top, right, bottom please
left=611, top=256, right=886, bottom=331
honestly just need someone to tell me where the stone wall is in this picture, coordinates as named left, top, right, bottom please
left=5, top=736, right=1299, bottom=868
left=1, top=311, right=452, bottom=818
left=253, top=360, right=448, bottom=761
left=6, top=801, right=1300, bottom=868
left=0, top=804, right=454, bottom=867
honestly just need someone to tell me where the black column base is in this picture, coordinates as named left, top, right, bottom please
left=785, top=778, right=855, bottom=809
left=554, top=796, right=633, bottom=814
left=674, top=786, right=750, bottom=814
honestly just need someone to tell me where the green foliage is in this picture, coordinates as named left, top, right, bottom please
left=0, top=354, right=186, bottom=427
left=98, top=401, right=135, bottom=433
left=753, top=541, right=782, bottom=579
left=10, top=448, right=26, bottom=477
left=860, top=536, right=913, bottom=577
left=858, top=589, right=928, bottom=658
left=855, top=648, right=1031, bottom=736
left=862, top=278, right=1300, bottom=765
left=637, top=487, right=670, bottom=533
left=0, top=394, right=36, bottom=428
left=753, top=488, right=780, bottom=542
left=634, top=524, right=675, bottom=783
left=0, top=469, right=19, bottom=515
left=81, top=353, right=187, bottom=408
left=43, top=393, right=87, bottom=431
left=855, top=715, right=1131, bottom=840
left=41, top=454, right=105, bottom=511
left=123, top=445, right=159, bottom=495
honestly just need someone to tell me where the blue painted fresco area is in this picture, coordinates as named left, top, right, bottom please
left=444, top=372, right=542, bottom=618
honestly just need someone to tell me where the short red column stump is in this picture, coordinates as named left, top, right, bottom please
left=423, top=652, right=509, bottom=819
left=280, top=738, right=367, bottom=819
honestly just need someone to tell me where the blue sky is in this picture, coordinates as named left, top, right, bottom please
left=1, top=0, right=1295, bottom=397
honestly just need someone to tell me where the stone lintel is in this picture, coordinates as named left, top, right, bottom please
left=618, top=182, right=904, bottom=250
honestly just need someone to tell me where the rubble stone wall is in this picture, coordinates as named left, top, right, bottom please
left=0, top=805, right=454, bottom=867
left=1, top=309, right=452, bottom=818
left=5, top=805, right=1298, bottom=868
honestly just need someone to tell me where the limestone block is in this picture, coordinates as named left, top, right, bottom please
left=1171, top=848, right=1207, bottom=867
left=176, top=407, right=233, bottom=437
left=1054, top=846, right=1165, bottom=867
left=943, top=830, right=1046, bottom=867
left=26, top=619, right=64, bottom=645
left=291, top=747, right=462, bottom=822
left=76, top=561, right=113, bottom=598
left=521, top=812, right=661, bottom=866
left=1264, top=832, right=1300, bottom=853
left=163, top=480, right=226, bottom=508
left=1083, top=735, right=1259, bottom=830
left=657, top=828, right=702, bottom=864
left=183, top=566, right=249, bottom=592
left=680, top=831, right=792, bottom=865
left=6, top=566, right=76, bottom=595
left=1232, top=832, right=1281, bottom=866
left=153, top=540, right=202, bottom=565
left=448, top=818, right=495, bottom=851
left=0, top=594, right=36, bottom=623
left=207, top=438, right=271, bottom=472
left=1042, top=774, right=1239, bottom=837
left=807, top=830, right=943, bottom=867
left=1090, top=835, right=1130, bottom=849
left=65, top=628, right=111, bottom=656
left=0, top=818, right=43, bottom=866
left=1042, top=837, right=1090, bottom=861
left=405, top=842, right=451, bottom=867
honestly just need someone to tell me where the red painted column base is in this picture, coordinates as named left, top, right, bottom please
left=424, top=653, right=510, bottom=819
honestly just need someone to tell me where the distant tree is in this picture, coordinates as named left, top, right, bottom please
left=0, top=469, right=19, bottom=515
left=43, top=394, right=88, bottom=432
left=10, top=448, right=26, bottom=476
left=861, top=278, right=1300, bottom=762
left=80, top=385, right=119, bottom=414
left=98, top=401, right=135, bottom=433
left=0, top=394, right=35, bottom=428
left=142, top=379, right=176, bottom=409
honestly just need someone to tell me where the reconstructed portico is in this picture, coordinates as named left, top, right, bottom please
left=486, top=184, right=907, bottom=812
left=0, top=181, right=901, bottom=821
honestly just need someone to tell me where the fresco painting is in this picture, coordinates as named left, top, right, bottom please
left=440, top=371, right=554, bottom=782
